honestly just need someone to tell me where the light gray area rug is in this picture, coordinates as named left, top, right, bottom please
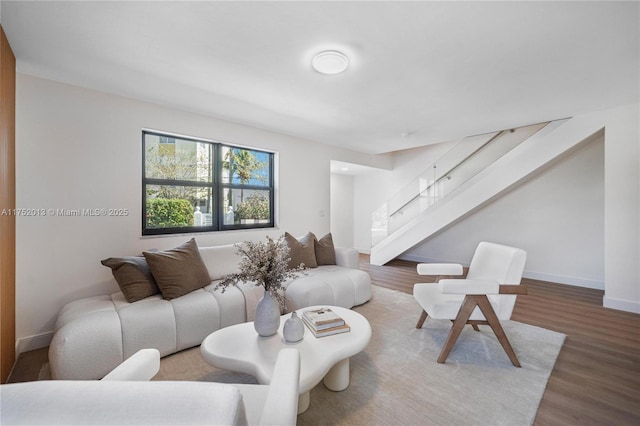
left=155, top=286, right=565, bottom=425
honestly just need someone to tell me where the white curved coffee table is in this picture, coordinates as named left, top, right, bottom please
left=200, top=305, right=371, bottom=413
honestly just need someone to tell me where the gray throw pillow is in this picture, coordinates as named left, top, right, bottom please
left=101, top=256, right=160, bottom=303
left=314, top=233, right=337, bottom=266
left=143, top=238, right=211, bottom=300
left=284, top=232, right=318, bottom=269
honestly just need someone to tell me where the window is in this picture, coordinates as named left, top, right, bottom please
left=142, top=131, right=275, bottom=235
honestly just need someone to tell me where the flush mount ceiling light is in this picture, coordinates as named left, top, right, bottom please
left=312, top=50, right=349, bottom=75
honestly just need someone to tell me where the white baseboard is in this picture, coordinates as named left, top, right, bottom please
left=16, top=331, right=53, bottom=356
left=603, top=296, right=640, bottom=314
left=522, top=271, right=604, bottom=290
left=398, top=255, right=605, bottom=290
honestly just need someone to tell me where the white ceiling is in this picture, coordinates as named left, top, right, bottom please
left=2, top=1, right=638, bottom=155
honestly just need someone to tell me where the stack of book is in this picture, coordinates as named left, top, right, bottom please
left=301, top=308, right=350, bottom=337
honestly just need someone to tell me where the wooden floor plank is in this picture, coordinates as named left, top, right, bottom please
left=359, top=254, right=640, bottom=425
left=9, top=254, right=640, bottom=424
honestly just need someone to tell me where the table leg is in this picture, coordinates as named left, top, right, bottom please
left=323, top=358, right=350, bottom=391
left=297, top=391, right=310, bottom=414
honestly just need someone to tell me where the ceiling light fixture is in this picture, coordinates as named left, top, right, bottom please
left=312, top=50, right=349, bottom=75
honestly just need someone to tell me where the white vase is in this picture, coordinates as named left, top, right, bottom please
left=283, top=311, right=305, bottom=342
left=254, top=291, right=281, bottom=337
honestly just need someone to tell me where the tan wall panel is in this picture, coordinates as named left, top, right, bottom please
left=0, top=24, right=17, bottom=383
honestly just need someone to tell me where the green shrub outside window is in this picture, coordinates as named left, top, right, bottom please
left=142, top=131, right=274, bottom=235
left=146, top=198, right=194, bottom=228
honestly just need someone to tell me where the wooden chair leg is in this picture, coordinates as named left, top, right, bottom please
left=437, top=296, right=477, bottom=363
left=438, top=295, right=521, bottom=367
left=471, top=324, right=480, bottom=332
left=416, top=310, right=428, bottom=328
left=475, top=296, right=521, bottom=367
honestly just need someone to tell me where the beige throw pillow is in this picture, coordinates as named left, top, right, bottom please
left=284, top=232, right=318, bottom=269
left=143, top=238, right=211, bottom=300
left=100, top=256, right=160, bottom=303
left=314, top=233, right=337, bottom=266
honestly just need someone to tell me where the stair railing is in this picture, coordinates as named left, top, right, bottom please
left=371, top=121, right=551, bottom=247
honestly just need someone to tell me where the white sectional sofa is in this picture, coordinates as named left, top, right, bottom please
left=49, top=242, right=371, bottom=380
left=4, top=348, right=301, bottom=426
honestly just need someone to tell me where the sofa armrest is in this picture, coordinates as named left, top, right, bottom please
left=49, top=309, right=124, bottom=380
left=101, top=348, right=160, bottom=381
left=259, top=348, right=300, bottom=425
left=417, top=263, right=464, bottom=276
left=439, top=279, right=500, bottom=295
left=335, top=247, right=360, bottom=269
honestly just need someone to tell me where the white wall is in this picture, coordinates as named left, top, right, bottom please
left=402, top=132, right=605, bottom=289
left=353, top=141, right=456, bottom=252
left=14, top=75, right=639, bottom=352
left=330, top=173, right=354, bottom=248
left=354, top=103, right=640, bottom=313
left=14, top=74, right=378, bottom=351
left=602, top=103, right=640, bottom=313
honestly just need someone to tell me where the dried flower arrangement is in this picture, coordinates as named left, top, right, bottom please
left=216, top=235, right=305, bottom=308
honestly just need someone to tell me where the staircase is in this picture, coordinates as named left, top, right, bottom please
left=370, top=115, right=605, bottom=266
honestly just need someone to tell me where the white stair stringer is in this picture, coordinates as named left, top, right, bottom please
left=370, top=116, right=605, bottom=266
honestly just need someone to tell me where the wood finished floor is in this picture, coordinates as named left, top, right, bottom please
left=8, top=255, right=640, bottom=424
left=360, top=255, right=640, bottom=425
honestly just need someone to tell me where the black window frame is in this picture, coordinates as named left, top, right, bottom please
left=142, top=130, right=275, bottom=236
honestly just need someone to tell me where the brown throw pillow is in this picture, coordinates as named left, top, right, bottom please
left=314, top=233, right=337, bottom=266
left=143, top=238, right=211, bottom=300
left=284, top=232, right=318, bottom=269
left=101, top=256, right=160, bottom=303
